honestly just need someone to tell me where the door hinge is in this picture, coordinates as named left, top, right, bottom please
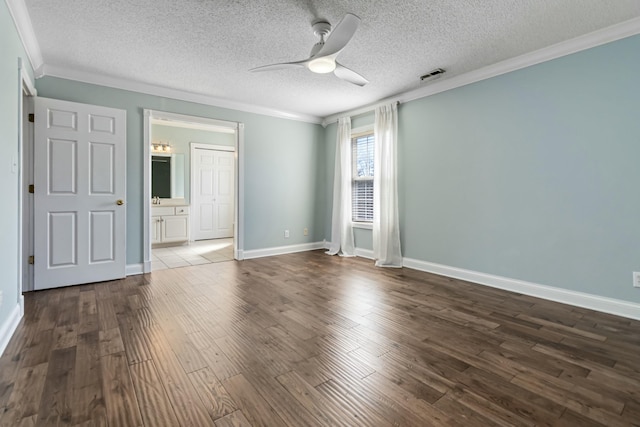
left=28, top=256, right=34, bottom=265
left=28, top=184, right=34, bottom=194
left=28, top=113, right=34, bottom=123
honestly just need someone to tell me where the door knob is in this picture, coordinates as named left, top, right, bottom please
left=116, top=199, right=124, bottom=205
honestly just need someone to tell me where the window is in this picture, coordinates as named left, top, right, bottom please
left=352, top=132, right=374, bottom=222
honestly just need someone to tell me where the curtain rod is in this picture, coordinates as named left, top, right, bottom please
left=321, top=100, right=400, bottom=127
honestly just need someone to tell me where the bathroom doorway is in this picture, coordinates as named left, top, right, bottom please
left=143, top=110, right=244, bottom=272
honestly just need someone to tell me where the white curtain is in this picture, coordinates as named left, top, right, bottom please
left=373, top=103, right=402, bottom=267
left=326, top=117, right=355, bottom=256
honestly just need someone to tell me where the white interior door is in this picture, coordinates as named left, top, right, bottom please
left=192, top=148, right=234, bottom=240
left=34, top=97, right=127, bottom=290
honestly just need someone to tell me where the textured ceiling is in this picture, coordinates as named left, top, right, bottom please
left=23, top=0, right=640, bottom=120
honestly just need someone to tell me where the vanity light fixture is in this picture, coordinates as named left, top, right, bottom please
left=152, top=142, right=172, bottom=153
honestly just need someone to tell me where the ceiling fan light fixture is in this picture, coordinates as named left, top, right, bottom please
left=250, top=13, right=366, bottom=85
left=308, top=57, right=336, bottom=74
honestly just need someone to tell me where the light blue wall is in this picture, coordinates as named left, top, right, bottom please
left=151, top=124, right=235, bottom=203
left=4, top=0, right=638, bottom=333
left=35, top=77, right=326, bottom=261
left=0, top=1, right=33, bottom=334
left=324, top=121, right=337, bottom=242
left=326, top=34, right=640, bottom=303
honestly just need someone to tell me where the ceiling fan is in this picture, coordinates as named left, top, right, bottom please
left=250, top=13, right=368, bottom=86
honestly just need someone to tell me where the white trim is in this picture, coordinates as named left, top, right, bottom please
left=17, top=59, right=25, bottom=300
left=143, top=110, right=151, bottom=272
left=190, top=143, right=234, bottom=152
left=0, top=304, right=22, bottom=356
left=40, top=64, right=322, bottom=124
left=125, top=263, right=144, bottom=276
left=150, top=111, right=240, bottom=132
left=324, top=102, right=399, bottom=127
left=5, top=0, right=43, bottom=73
left=18, top=58, right=36, bottom=301
left=243, top=242, right=325, bottom=260
left=235, top=123, right=245, bottom=260
left=322, top=240, right=375, bottom=260
left=402, top=257, right=640, bottom=321
left=350, top=124, right=374, bottom=136
left=355, top=247, right=374, bottom=260
left=8, top=0, right=639, bottom=126
left=352, top=222, right=373, bottom=230
left=321, top=16, right=640, bottom=126
left=20, top=59, right=36, bottom=96
left=324, top=240, right=374, bottom=260
left=152, top=117, right=236, bottom=134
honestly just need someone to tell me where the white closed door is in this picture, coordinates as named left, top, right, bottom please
left=192, top=148, right=234, bottom=240
left=34, top=97, right=127, bottom=290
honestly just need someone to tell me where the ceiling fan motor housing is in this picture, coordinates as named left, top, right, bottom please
left=312, top=20, right=332, bottom=38
left=310, top=20, right=331, bottom=57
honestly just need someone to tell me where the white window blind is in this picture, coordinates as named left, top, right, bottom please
left=352, top=133, right=374, bottom=222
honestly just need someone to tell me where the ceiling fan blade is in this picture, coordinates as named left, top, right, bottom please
left=334, top=62, right=368, bottom=86
left=315, top=13, right=360, bottom=58
left=250, top=59, right=308, bottom=72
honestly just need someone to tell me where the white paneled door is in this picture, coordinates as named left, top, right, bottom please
left=34, top=97, right=126, bottom=290
left=192, top=148, right=234, bottom=240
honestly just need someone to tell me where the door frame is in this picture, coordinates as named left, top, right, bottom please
left=190, top=143, right=235, bottom=241
left=18, top=58, right=36, bottom=303
left=143, top=109, right=245, bottom=273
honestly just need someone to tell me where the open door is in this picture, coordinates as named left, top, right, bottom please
left=34, top=97, right=127, bottom=290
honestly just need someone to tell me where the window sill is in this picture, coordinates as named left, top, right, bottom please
left=352, top=222, right=373, bottom=230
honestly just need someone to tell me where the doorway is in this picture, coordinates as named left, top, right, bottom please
left=143, top=110, right=244, bottom=272
left=19, top=59, right=36, bottom=298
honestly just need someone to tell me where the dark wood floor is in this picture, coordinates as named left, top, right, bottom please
left=1, top=251, right=639, bottom=426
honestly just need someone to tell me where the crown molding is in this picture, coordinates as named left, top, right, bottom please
left=39, top=64, right=323, bottom=124
left=8, top=0, right=639, bottom=127
left=5, top=0, right=43, bottom=72
left=150, top=117, right=236, bottom=134
left=321, top=16, right=640, bottom=126
left=6, top=0, right=319, bottom=123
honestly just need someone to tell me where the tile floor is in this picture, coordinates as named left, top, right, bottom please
left=151, top=238, right=234, bottom=270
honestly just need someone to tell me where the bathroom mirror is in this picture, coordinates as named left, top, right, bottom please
left=152, top=153, right=185, bottom=199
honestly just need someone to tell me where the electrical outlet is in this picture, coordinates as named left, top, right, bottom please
left=284, top=230, right=290, bottom=238
left=303, top=227, right=308, bottom=236
left=633, top=272, right=640, bottom=288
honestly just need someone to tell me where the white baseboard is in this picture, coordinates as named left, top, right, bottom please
left=355, top=247, right=375, bottom=260
left=243, top=242, right=325, bottom=260
left=323, top=240, right=374, bottom=260
left=403, top=257, right=640, bottom=321
left=125, top=263, right=144, bottom=276
left=0, top=304, right=23, bottom=356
